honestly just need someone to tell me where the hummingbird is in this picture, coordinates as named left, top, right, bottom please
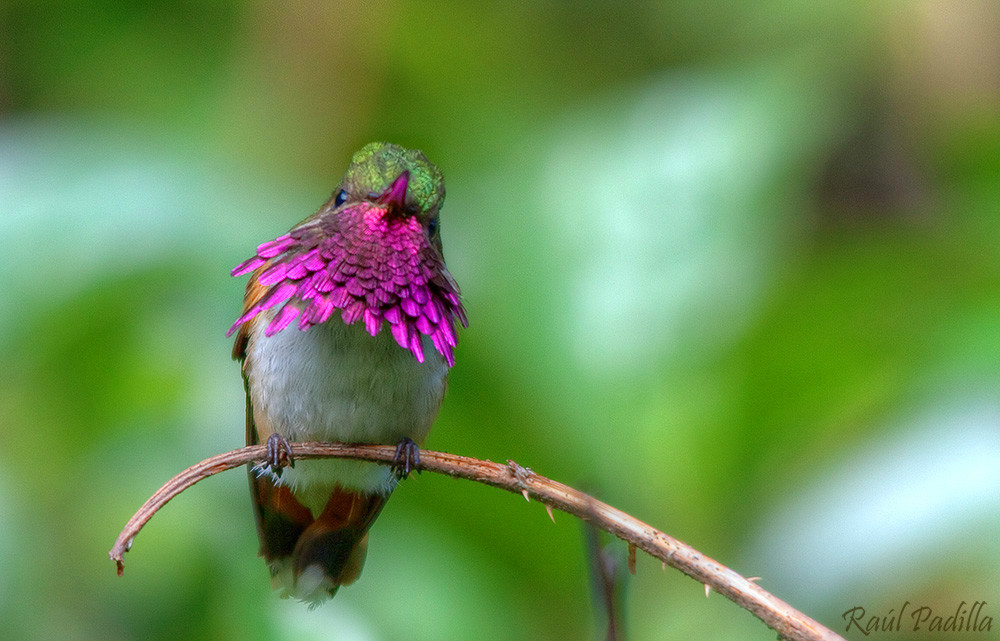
left=227, top=142, right=466, bottom=605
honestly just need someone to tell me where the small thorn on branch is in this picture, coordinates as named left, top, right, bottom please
left=545, top=503, right=555, bottom=522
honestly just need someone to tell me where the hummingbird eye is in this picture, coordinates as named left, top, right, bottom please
left=334, top=189, right=348, bottom=207
left=427, top=217, right=439, bottom=236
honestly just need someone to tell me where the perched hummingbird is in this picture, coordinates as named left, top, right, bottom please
left=228, top=142, right=466, bottom=605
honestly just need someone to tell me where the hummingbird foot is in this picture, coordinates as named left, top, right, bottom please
left=391, top=438, right=421, bottom=479
left=265, top=433, right=295, bottom=477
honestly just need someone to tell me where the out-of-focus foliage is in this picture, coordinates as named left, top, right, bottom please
left=2, top=1, right=999, bottom=640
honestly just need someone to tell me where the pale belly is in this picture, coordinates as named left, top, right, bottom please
left=244, top=311, right=448, bottom=508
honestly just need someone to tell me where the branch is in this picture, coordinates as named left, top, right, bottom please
left=109, top=443, right=845, bottom=641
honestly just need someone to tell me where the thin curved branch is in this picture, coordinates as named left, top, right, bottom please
left=109, top=443, right=845, bottom=641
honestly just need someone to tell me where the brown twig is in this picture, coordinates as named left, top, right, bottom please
left=109, top=443, right=845, bottom=641
left=584, top=522, right=625, bottom=641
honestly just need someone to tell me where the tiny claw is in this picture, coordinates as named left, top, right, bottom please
left=392, top=438, right=421, bottom=479
left=627, top=543, right=636, bottom=575
left=265, top=433, right=294, bottom=477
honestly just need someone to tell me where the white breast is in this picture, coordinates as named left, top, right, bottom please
left=244, top=311, right=448, bottom=504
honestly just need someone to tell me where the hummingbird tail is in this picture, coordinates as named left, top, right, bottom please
left=250, top=473, right=388, bottom=605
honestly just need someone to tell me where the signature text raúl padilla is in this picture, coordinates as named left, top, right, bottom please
left=843, top=601, right=992, bottom=636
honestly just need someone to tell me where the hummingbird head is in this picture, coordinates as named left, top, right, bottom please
left=229, top=142, right=466, bottom=365
left=340, top=142, right=444, bottom=215
left=329, top=142, right=446, bottom=253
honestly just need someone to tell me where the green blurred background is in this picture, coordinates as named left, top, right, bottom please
left=2, top=1, right=999, bottom=640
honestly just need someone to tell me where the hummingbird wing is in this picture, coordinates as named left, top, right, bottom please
left=227, top=206, right=467, bottom=366
left=234, top=278, right=314, bottom=568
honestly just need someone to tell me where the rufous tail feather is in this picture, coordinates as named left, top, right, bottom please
left=249, top=473, right=388, bottom=604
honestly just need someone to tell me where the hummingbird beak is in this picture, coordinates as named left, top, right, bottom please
left=377, top=171, right=410, bottom=211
